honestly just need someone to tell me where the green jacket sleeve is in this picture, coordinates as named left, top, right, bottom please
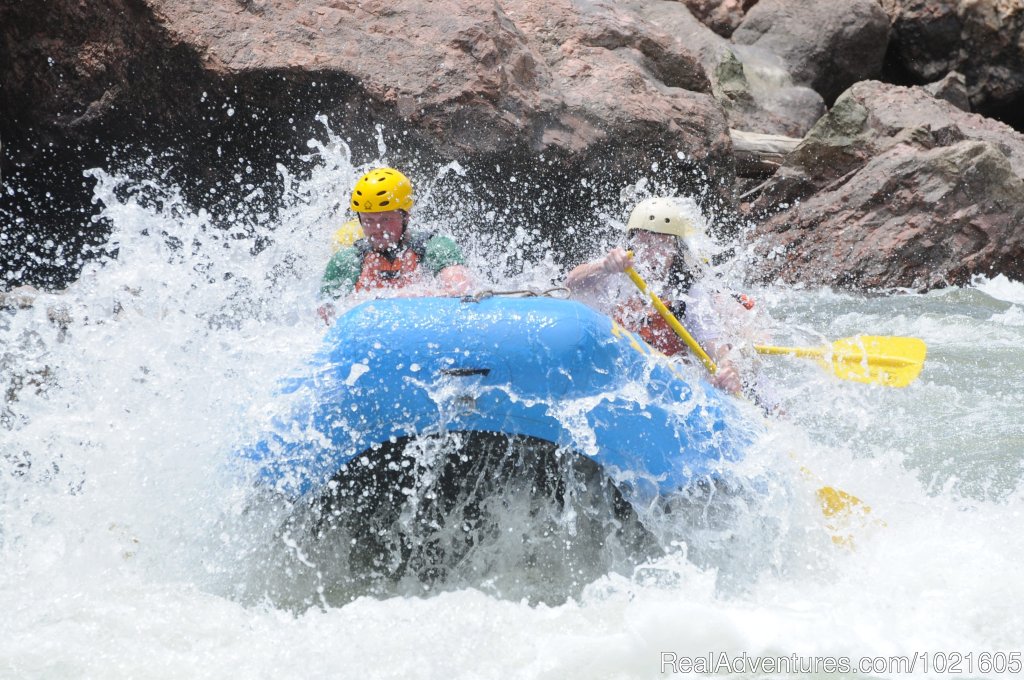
left=423, top=235, right=465, bottom=275
left=320, top=247, right=361, bottom=299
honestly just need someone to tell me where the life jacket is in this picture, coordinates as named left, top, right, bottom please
left=615, top=291, right=756, bottom=357
left=352, top=232, right=431, bottom=293
left=614, top=298, right=689, bottom=357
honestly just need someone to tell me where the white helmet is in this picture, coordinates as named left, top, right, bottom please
left=626, top=197, right=711, bottom=266
left=626, top=197, right=698, bottom=239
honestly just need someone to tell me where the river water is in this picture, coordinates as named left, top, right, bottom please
left=2, top=134, right=1022, bottom=678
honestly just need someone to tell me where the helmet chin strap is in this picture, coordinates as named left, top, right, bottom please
left=393, top=211, right=411, bottom=254
left=667, top=242, right=707, bottom=293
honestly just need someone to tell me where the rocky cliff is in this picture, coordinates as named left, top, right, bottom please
left=2, top=0, right=1022, bottom=291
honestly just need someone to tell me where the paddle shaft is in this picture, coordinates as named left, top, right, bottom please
left=754, top=344, right=920, bottom=368
left=753, top=344, right=824, bottom=360
left=624, top=267, right=718, bottom=375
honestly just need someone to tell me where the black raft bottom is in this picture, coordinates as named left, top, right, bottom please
left=281, top=431, right=663, bottom=605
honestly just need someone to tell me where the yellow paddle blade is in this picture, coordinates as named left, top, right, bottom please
left=817, top=485, right=881, bottom=548
left=817, top=485, right=867, bottom=518
left=828, top=336, right=926, bottom=388
left=799, top=463, right=880, bottom=548
left=797, top=463, right=870, bottom=517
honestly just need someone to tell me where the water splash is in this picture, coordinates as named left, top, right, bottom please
left=2, top=123, right=1023, bottom=677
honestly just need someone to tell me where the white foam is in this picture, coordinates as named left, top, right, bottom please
left=973, top=273, right=1024, bottom=306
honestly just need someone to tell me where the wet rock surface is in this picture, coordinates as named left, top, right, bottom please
left=747, top=81, right=1024, bottom=290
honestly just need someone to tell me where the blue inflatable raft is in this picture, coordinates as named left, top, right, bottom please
left=241, top=296, right=757, bottom=507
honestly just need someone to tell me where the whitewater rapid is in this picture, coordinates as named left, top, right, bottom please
left=2, top=131, right=1022, bottom=678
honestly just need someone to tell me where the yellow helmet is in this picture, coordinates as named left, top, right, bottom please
left=626, top=197, right=697, bottom=239
left=350, top=167, right=414, bottom=213
left=332, top=219, right=364, bottom=250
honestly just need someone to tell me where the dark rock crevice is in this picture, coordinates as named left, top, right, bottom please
left=880, top=0, right=1024, bottom=133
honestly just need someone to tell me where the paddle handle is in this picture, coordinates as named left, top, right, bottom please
left=624, top=266, right=718, bottom=375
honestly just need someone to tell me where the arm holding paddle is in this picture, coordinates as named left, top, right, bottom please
left=565, top=247, right=744, bottom=394
left=564, top=247, right=633, bottom=292
left=567, top=247, right=926, bottom=390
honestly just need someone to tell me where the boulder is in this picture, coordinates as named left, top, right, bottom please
left=631, top=1, right=825, bottom=137
left=732, top=0, right=891, bottom=105
left=923, top=70, right=971, bottom=112
left=142, top=0, right=728, bottom=159
left=756, top=80, right=1024, bottom=196
left=2, top=0, right=836, bottom=167
left=1, top=0, right=734, bottom=163
left=751, top=140, right=1024, bottom=290
left=747, top=81, right=1024, bottom=290
left=881, top=0, right=1024, bottom=125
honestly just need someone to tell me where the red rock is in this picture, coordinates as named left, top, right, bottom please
left=748, top=81, right=1024, bottom=290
